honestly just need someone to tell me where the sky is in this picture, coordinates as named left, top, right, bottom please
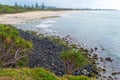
left=0, top=0, right=120, bottom=9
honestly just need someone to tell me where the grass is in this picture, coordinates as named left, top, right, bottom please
left=0, top=24, right=32, bottom=67
left=0, top=68, right=94, bottom=80
left=63, top=75, right=93, bottom=80
left=0, top=4, right=39, bottom=14
left=0, top=24, right=97, bottom=79
left=0, top=68, right=58, bottom=80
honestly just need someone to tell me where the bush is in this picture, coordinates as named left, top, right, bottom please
left=0, top=24, right=33, bottom=67
left=60, top=48, right=88, bottom=74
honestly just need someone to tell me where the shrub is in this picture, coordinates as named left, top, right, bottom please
left=60, top=48, right=88, bottom=74
left=0, top=24, right=33, bottom=67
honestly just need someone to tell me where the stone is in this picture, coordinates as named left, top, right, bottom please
left=105, top=57, right=113, bottom=62
left=18, top=29, right=98, bottom=77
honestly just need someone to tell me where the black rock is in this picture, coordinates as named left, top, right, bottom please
left=18, top=29, right=98, bottom=77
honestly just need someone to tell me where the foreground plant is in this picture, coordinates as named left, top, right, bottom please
left=60, top=48, right=88, bottom=74
left=0, top=24, right=32, bottom=67
left=0, top=68, right=93, bottom=80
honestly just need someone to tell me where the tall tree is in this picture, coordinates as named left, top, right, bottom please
left=19, top=4, right=22, bottom=8
left=15, top=2, right=18, bottom=7
left=42, top=2, right=45, bottom=9
left=35, top=3, right=39, bottom=9
left=31, top=4, right=34, bottom=9
left=24, top=4, right=27, bottom=8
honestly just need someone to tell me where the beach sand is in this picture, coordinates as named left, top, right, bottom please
left=0, top=11, right=81, bottom=24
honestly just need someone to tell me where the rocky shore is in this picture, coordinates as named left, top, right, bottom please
left=19, top=29, right=98, bottom=77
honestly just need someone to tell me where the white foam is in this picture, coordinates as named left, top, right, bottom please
left=44, top=20, right=56, bottom=24
left=44, top=29, right=53, bottom=33
left=36, top=23, right=52, bottom=28
left=36, top=20, right=56, bottom=28
left=60, top=14, right=76, bottom=18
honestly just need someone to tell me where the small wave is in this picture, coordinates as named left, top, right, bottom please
left=36, top=20, right=56, bottom=28
left=60, top=14, right=77, bottom=19
left=36, top=24, right=52, bottom=28
left=44, top=20, right=56, bottom=24
left=44, top=29, right=53, bottom=33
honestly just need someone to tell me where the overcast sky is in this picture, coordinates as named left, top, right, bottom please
left=0, top=0, right=120, bottom=9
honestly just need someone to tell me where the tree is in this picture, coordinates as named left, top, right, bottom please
left=42, top=2, right=45, bottom=9
left=60, top=48, right=88, bottom=74
left=19, top=4, right=22, bottom=8
left=31, top=4, right=34, bottom=9
left=24, top=4, right=27, bottom=8
left=35, top=3, right=39, bottom=9
left=15, top=2, right=18, bottom=7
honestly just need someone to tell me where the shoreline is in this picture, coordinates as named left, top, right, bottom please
left=0, top=11, right=120, bottom=80
left=0, top=11, right=81, bottom=24
left=19, top=29, right=99, bottom=77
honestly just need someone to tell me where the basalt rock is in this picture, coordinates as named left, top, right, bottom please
left=18, top=29, right=98, bottom=76
left=105, top=57, right=113, bottom=62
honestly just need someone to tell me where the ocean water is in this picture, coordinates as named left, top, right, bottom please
left=50, top=11, right=120, bottom=59
left=16, top=11, right=120, bottom=79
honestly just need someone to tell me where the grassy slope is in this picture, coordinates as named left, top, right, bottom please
left=0, top=4, right=38, bottom=14
left=0, top=24, right=95, bottom=80
left=0, top=68, right=93, bottom=80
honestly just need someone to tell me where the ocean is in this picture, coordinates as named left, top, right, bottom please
left=16, top=11, right=120, bottom=79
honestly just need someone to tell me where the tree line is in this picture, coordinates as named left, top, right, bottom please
left=0, top=2, right=46, bottom=14
left=14, top=2, right=45, bottom=9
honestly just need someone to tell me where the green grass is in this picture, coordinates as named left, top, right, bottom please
left=64, top=75, right=92, bottom=80
left=0, top=68, right=94, bottom=80
left=0, top=68, right=58, bottom=80
left=0, top=4, right=39, bottom=14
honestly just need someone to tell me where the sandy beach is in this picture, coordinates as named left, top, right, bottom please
left=0, top=11, right=80, bottom=24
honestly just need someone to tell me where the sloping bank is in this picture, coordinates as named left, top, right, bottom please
left=0, top=24, right=98, bottom=80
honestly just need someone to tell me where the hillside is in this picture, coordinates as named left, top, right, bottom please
left=0, top=4, right=39, bottom=13
left=0, top=24, right=97, bottom=80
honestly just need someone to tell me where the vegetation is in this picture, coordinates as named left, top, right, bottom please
left=0, top=2, right=76, bottom=14
left=60, top=48, right=88, bottom=74
left=0, top=24, right=32, bottom=67
left=0, top=68, right=58, bottom=80
left=64, top=75, right=92, bottom=80
left=0, top=25, right=96, bottom=80
left=26, top=30, right=98, bottom=77
left=0, top=4, right=32, bottom=13
left=0, top=3, right=43, bottom=14
left=0, top=68, right=93, bottom=80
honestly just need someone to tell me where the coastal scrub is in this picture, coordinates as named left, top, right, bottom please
left=60, top=48, right=88, bottom=74
left=0, top=24, right=33, bottom=67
